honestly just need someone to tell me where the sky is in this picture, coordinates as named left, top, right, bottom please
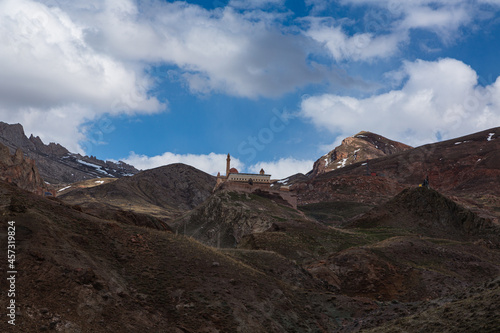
left=1, top=0, right=500, bottom=179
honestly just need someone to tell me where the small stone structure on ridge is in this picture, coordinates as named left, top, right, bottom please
left=214, top=154, right=297, bottom=209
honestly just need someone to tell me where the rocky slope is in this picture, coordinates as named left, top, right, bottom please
left=306, top=188, right=500, bottom=304
left=350, top=187, right=497, bottom=242
left=60, top=163, right=216, bottom=222
left=309, top=131, right=412, bottom=178
left=0, top=181, right=346, bottom=333
left=295, top=127, right=500, bottom=222
left=363, top=277, right=500, bottom=333
left=0, top=142, right=47, bottom=194
left=0, top=121, right=139, bottom=184
left=173, top=190, right=307, bottom=247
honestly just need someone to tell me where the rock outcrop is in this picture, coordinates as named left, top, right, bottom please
left=0, top=142, right=47, bottom=194
left=309, top=131, right=412, bottom=177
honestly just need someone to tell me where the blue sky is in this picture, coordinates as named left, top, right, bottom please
left=1, top=0, right=500, bottom=178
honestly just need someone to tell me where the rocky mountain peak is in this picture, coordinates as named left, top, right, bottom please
left=29, top=134, right=70, bottom=157
left=309, top=131, right=412, bottom=177
left=0, top=122, right=32, bottom=151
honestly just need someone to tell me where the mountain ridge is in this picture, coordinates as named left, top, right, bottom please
left=0, top=121, right=139, bottom=185
left=294, top=127, right=500, bottom=223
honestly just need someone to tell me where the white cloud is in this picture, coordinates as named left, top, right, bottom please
left=0, top=0, right=163, bottom=112
left=58, top=0, right=332, bottom=98
left=0, top=0, right=164, bottom=151
left=0, top=0, right=348, bottom=156
left=122, top=152, right=245, bottom=176
left=229, top=0, right=285, bottom=10
left=2, top=0, right=499, bottom=160
left=248, top=158, right=314, bottom=179
left=301, top=58, right=500, bottom=147
left=306, top=0, right=494, bottom=61
left=304, top=18, right=406, bottom=61
left=398, top=5, right=471, bottom=43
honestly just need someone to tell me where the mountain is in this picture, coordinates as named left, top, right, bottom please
left=295, top=127, right=500, bottom=222
left=309, top=131, right=412, bottom=178
left=0, top=142, right=47, bottom=194
left=60, top=163, right=216, bottom=223
left=0, top=121, right=139, bottom=185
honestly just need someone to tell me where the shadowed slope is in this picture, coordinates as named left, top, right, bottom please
left=61, top=163, right=216, bottom=222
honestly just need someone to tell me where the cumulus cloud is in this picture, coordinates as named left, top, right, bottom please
left=301, top=58, right=500, bottom=147
left=1, top=0, right=335, bottom=152
left=2, top=0, right=499, bottom=162
left=0, top=0, right=163, bottom=113
left=0, top=0, right=164, bottom=150
left=304, top=18, right=406, bottom=61
left=122, top=152, right=245, bottom=176
left=248, top=158, right=314, bottom=179
left=306, top=0, right=492, bottom=61
left=54, top=0, right=332, bottom=98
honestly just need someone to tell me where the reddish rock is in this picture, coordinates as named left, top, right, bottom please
left=0, top=143, right=47, bottom=194
left=310, top=131, right=412, bottom=177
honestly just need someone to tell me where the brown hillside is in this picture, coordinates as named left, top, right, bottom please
left=349, top=187, right=497, bottom=242
left=0, top=181, right=352, bottom=332
left=307, top=236, right=500, bottom=302
left=295, top=127, right=500, bottom=221
left=60, top=163, right=216, bottom=222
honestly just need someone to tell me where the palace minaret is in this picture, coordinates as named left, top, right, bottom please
left=226, top=153, right=231, bottom=177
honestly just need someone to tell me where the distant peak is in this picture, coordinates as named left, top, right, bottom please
left=310, top=131, right=412, bottom=177
left=354, top=131, right=374, bottom=137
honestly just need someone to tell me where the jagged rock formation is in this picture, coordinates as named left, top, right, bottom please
left=0, top=142, right=47, bottom=194
left=309, top=131, right=412, bottom=177
left=0, top=121, right=139, bottom=184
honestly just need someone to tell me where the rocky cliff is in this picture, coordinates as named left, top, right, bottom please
left=0, top=142, right=47, bottom=194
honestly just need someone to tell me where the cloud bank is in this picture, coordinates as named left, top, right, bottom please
left=301, top=58, right=500, bottom=147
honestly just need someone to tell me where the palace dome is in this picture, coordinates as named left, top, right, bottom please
left=229, top=168, right=239, bottom=174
